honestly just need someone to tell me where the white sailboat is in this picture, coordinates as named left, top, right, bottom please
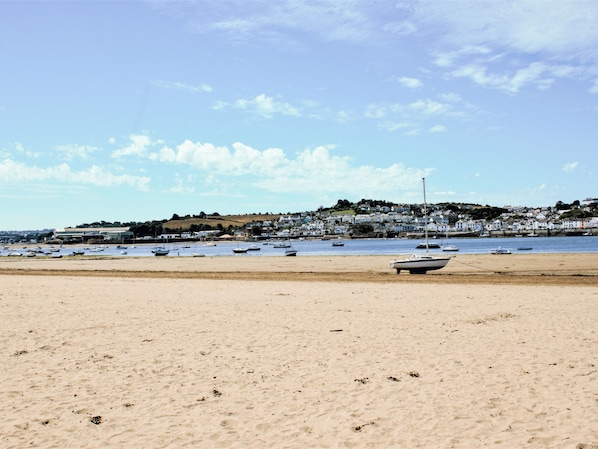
left=389, top=178, right=451, bottom=274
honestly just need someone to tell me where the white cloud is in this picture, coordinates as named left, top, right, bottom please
left=562, top=162, right=579, bottom=173
left=398, top=77, right=423, bottom=89
left=590, top=80, right=598, bottom=94
left=0, top=159, right=150, bottom=190
left=252, top=146, right=430, bottom=197
left=152, top=140, right=288, bottom=176
left=146, top=137, right=431, bottom=198
left=111, top=134, right=154, bottom=158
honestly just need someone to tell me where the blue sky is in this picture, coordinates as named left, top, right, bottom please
left=1, top=0, right=597, bottom=230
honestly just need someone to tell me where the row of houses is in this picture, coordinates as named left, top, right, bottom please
left=267, top=207, right=598, bottom=238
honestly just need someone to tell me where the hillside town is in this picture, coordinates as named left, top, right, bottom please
left=256, top=199, right=598, bottom=240
left=2, top=198, right=597, bottom=245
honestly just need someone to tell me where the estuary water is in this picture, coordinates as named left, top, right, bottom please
left=5, top=235, right=596, bottom=258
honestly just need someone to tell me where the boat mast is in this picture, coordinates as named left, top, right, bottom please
left=422, top=177, right=429, bottom=253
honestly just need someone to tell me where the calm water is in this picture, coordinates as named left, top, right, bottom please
left=5, top=235, right=596, bottom=257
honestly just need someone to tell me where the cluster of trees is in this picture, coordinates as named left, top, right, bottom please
left=330, top=198, right=398, bottom=212
left=169, top=212, right=220, bottom=221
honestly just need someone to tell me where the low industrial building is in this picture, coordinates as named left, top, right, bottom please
left=52, top=227, right=133, bottom=244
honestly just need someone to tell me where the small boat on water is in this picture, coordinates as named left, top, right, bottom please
left=390, top=179, right=451, bottom=274
left=273, top=241, right=292, bottom=248
left=489, top=246, right=511, bottom=255
left=247, top=244, right=261, bottom=251
left=416, top=242, right=441, bottom=249
left=285, top=248, right=297, bottom=256
left=152, top=247, right=169, bottom=256
left=332, top=239, right=345, bottom=247
left=233, top=247, right=248, bottom=253
left=517, top=247, right=533, bottom=251
left=441, top=245, right=459, bottom=252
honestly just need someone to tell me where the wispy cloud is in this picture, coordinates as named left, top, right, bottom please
left=166, top=0, right=392, bottom=47
left=429, top=125, right=446, bottom=133
left=156, top=1, right=598, bottom=95
left=448, top=60, right=583, bottom=93
left=214, top=94, right=301, bottom=118
left=154, top=80, right=212, bottom=93
left=55, top=144, right=100, bottom=160
left=366, top=96, right=467, bottom=134
left=562, top=162, right=579, bottom=173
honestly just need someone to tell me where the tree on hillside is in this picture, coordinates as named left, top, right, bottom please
left=469, top=206, right=508, bottom=221
left=351, top=223, right=374, bottom=235
left=333, top=199, right=352, bottom=210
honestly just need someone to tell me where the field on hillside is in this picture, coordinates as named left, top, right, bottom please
left=163, top=213, right=278, bottom=230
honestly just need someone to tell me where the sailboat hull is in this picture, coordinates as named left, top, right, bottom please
left=389, top=255, right=450, bottom=274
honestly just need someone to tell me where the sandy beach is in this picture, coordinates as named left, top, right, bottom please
left=1, top=253, right=597, bottom=448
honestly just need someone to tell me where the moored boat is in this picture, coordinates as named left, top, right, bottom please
left=390, top=178, right=451, bottom=274
left=441, top=245, right=459, bottom=252
left=152, top=247, right=169, bottom=256
left=389, top=253, right=451, bottom=274
left=489, top=246, right=511, bottom=254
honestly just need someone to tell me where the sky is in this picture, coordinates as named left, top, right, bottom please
left=1, top=0, right=597, bottom=230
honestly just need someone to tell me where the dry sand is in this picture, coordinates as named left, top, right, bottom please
left=1, top=254, right=597, bottom=448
